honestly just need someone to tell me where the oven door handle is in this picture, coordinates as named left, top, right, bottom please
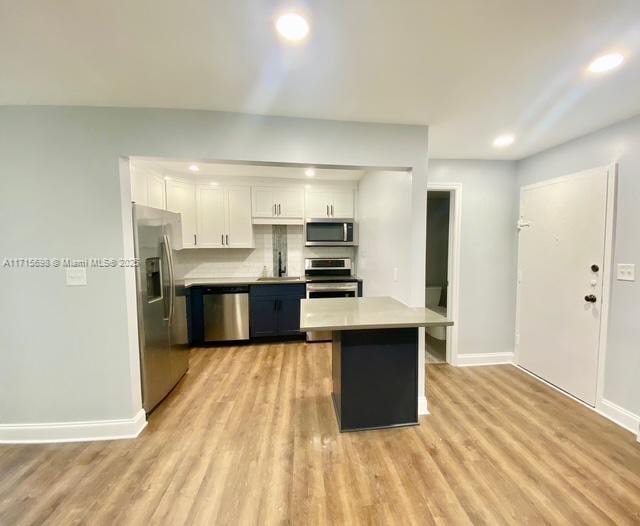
left=306, top=283, right=358, bottom=293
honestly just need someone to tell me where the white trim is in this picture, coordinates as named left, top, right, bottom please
left=456, top=352, right=514, bottom=367
left=0, top=409, right=147, bottom=444
left=516, top=365, right=639, bottom=436
left=418, top=396, right=429, bottom=416
left=595, top=164, right=617, bottom=404
left=596, top=399, right=640, bottom=435
left=426, top=183, right=462, bottom=366
left=119, top=158, right=144, bottom=416
left=514, top=164, right=617, bottom=409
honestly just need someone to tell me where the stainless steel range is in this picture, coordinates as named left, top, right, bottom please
left=305, top=257, right=360, bottom=342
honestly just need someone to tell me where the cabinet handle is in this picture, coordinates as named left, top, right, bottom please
left=331, top=204, right=334, bottom=216
left=273, top=203, right=276, bottom=216
left=194, top=234, right=197, bottom=245
left=278, top=203, right=281, bottom=216
left=225, top=234, right=229, bottom=245
left=221, top=234, right=224, bottom=245
left=326, top=204, right=330, bottom=217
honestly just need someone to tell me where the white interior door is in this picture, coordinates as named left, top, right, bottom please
left=516, top=167, right=610, bottom=406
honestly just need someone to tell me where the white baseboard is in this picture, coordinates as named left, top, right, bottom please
left=0, top=409, right=147, bottom=444
left=455, top=352, right=514, bottom=367
left=596, top=399, right=640, bottom=436
left=418, top=395, right=429, bottom=416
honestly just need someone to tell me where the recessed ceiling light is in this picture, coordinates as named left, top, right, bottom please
left=189, top=164, right=200, bottom=172
left=588, top=52, right=624, bottom=73
left=492, top=134, right=515, bottom=148
left=305, top=168, right=316, bottom=177
left=589, top=53, right=624, bottom=73
left=275, top=13, right=309, bottom=42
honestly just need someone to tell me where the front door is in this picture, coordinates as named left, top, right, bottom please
left=516, top=166, right=612, bottom=405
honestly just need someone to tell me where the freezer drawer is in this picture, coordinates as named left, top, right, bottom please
left=203, top=287, right=250, bottom=342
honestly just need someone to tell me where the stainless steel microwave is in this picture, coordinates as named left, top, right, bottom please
left=305, top=218, right=358, bottom=246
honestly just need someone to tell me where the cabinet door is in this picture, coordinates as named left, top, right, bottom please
left=130, top=169, right=148, bottom=205
left=277, top=296, right=302, bottom=335
left=331, top=189, right=354, bottom=218
left=165, top=179, right=196, bottom=248
left=305, top=190, right=331, bottom=218
left=250, top=297, right=278, bottom=337
left=226, top=186, right=254, bottom=248
left=252, top=187, right=276, bottom=218
left=196, top=185, right=226, bottom=248
left=148, top=172, right=166, bottom=209
left=275, top=187, right=304, bottom=218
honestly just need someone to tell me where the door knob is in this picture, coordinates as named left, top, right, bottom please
left=584, top=294, right=597, bottom=303
left=591, top=264, right=600, bottom=272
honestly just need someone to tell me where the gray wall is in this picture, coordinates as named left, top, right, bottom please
left=516, top=114, right=640, bottom=416
left=357, top=170, right=414, bottom=303
left=0, top=106, right=428, bottom=426
left=428, top=160, right=519, bottom=357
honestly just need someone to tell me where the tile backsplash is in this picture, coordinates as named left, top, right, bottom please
left=174, top=225, right=355, bottom=279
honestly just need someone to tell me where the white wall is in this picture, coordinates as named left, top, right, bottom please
left=428, top=160, right=519, bottom=359
left=0, top=106, right=428, bottom=437
left=357, top=170, right=414, bottom=302
left=516, top=114, right=640, bottom=419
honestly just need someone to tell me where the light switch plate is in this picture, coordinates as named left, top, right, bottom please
left=616, top=263, right=635, bottom=282
left=66, top=267, right=87, bottom=286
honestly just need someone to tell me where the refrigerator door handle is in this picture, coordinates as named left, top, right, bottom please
left=162, top=233, right=175, bottom=323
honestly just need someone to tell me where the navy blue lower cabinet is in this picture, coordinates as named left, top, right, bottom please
left=250, top=296, right=279, bottom=337
left=277, top=296, right=302, bottom=335
left=250, top=284, right=306, bottom=338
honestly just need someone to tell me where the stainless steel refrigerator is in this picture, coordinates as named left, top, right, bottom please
left=133, top=204, right=189, bottom=413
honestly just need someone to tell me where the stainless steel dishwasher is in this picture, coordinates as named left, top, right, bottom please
left=202, top=286, right=250, bottom=342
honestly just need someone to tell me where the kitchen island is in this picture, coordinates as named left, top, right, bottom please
left=300, top=297, right=453, bottom=432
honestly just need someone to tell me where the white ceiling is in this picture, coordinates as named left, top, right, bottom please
left=133, top=158, right=365, bottom=181
left=2, top=1, right=639, bottom=160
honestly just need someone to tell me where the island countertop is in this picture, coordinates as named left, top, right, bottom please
left=300, top=296, right=453, bottom=332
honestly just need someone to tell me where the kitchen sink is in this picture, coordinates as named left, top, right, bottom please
left=257, top=276, right=302, bottom=282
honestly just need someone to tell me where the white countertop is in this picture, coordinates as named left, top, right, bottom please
left=300, top=297, right=453, bottom=331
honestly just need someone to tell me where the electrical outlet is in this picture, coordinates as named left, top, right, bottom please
left=616, top=264, right=635, bottom=282
left=66, top=267, right=87, bottom=286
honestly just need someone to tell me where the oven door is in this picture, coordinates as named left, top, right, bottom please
left=305, top=282, right=358, bottom=341
left=305, top=219, right=357, bottom=246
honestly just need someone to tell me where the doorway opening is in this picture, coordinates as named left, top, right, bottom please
left=425, top=183, right=461, bottom=365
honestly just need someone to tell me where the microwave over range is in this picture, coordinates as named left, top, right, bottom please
left=305, top=218, right=358, bottom=247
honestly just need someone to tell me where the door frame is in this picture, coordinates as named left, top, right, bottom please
left=426, top=182, right=462, bottom=365
left=514, top=163, right=617, bottom=408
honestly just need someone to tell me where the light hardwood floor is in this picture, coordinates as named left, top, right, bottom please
left=1, top=342, right=639, bottom=525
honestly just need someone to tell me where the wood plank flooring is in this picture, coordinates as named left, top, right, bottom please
left=1, top=342, right=639, bottom=525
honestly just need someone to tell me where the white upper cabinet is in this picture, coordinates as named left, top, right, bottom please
left=147, top=172, right=165, bottom=210
left=196, top=185, right=226, bottom=248
left=130, top=168, right=148, bottom=205
left=226, top=187, right=254, bottom=248
left=196, top=185, right=253, bottom=249
left=252, top=186, right=304, bottom=224
left=305, top=188, right=354, bottom=218
left=331, top=189, right=355, bottom=218
left=166, top=179, right=197, bottom=248
left=131, top=168, right=166, bottom=209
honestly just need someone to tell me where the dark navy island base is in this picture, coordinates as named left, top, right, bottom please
left=331, top=327, right=418, bottom=432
